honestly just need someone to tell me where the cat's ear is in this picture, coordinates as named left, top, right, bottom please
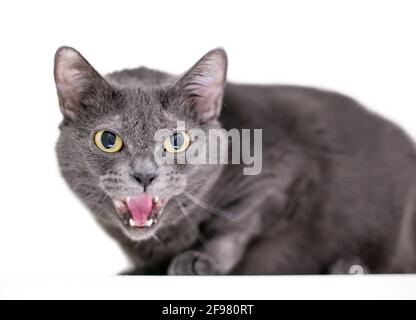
left=54, top=46, right=111, bottom=120
left=175, top=48, right=228, bottom=122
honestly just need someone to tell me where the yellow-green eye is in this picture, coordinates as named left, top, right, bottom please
left=94, top=130, right=123, bottom=153
left=164, top=131, right=190, bottom=153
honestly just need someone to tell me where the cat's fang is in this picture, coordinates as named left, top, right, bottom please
left=145, top=219, right=154, bottom=227
left=128, top=218, right=154, bottom=228
left=128, top=218, right=135, bottom=227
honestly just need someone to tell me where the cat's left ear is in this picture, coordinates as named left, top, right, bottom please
left=54, top=46, right=111, bottom=120
left=174, top=48, right=228, bottom=122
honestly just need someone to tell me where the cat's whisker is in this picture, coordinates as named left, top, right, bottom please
left=176, top=198, right=207, bottom=247
left=185, top=192, right=237, bottom=222
left=100, top=194, right=111, bottom=202
left=152, top=234, right=165, bottom=246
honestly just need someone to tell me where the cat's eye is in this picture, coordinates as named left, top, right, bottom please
left=164, top=131, right=190, bottom=153
left=94, top=130, right=123, bottom=153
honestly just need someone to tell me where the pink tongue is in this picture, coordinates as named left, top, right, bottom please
left=126, top=194, right=153, bottom=226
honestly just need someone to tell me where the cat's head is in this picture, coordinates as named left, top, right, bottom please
left=54, top=47, right=227, bottom=241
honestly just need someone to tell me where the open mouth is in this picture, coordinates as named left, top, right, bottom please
left=112, top=194, right=165, bottom=228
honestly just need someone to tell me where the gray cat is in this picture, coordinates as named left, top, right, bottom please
left=54, top=46, right=416, bottom=274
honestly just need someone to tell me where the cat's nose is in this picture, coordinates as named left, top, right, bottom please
left=132, top=172, right=157, bottom=189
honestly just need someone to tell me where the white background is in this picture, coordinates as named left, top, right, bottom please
left=0, top=0, right=416, bottom=298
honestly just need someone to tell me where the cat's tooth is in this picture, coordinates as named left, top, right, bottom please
left=129, top=218, right=136, bottom=227
left=145, top=219, right=154, bottom=227
left=154, top=196, right=159, bottom=203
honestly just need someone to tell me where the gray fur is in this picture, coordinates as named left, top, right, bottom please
left=54, top=47, right=416, bottom=274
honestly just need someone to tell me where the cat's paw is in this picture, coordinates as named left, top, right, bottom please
left=329, top=257, right=370, bottom=274
left=168, top=250, right=219, bottom=275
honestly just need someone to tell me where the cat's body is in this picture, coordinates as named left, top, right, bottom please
left=55, top=47, right=416, bottom=274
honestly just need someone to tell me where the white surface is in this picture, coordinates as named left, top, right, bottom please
left=1, top=275, right=416, bottom=300
left=0, top=0, right=415, bottom=298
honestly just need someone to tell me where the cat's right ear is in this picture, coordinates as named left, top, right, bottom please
left=54, top=47, right=111, bottom=120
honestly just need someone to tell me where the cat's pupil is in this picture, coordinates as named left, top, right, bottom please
left=101, top=131, right=116, bottom=149
left=170, top=132, right=184, bottom=150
